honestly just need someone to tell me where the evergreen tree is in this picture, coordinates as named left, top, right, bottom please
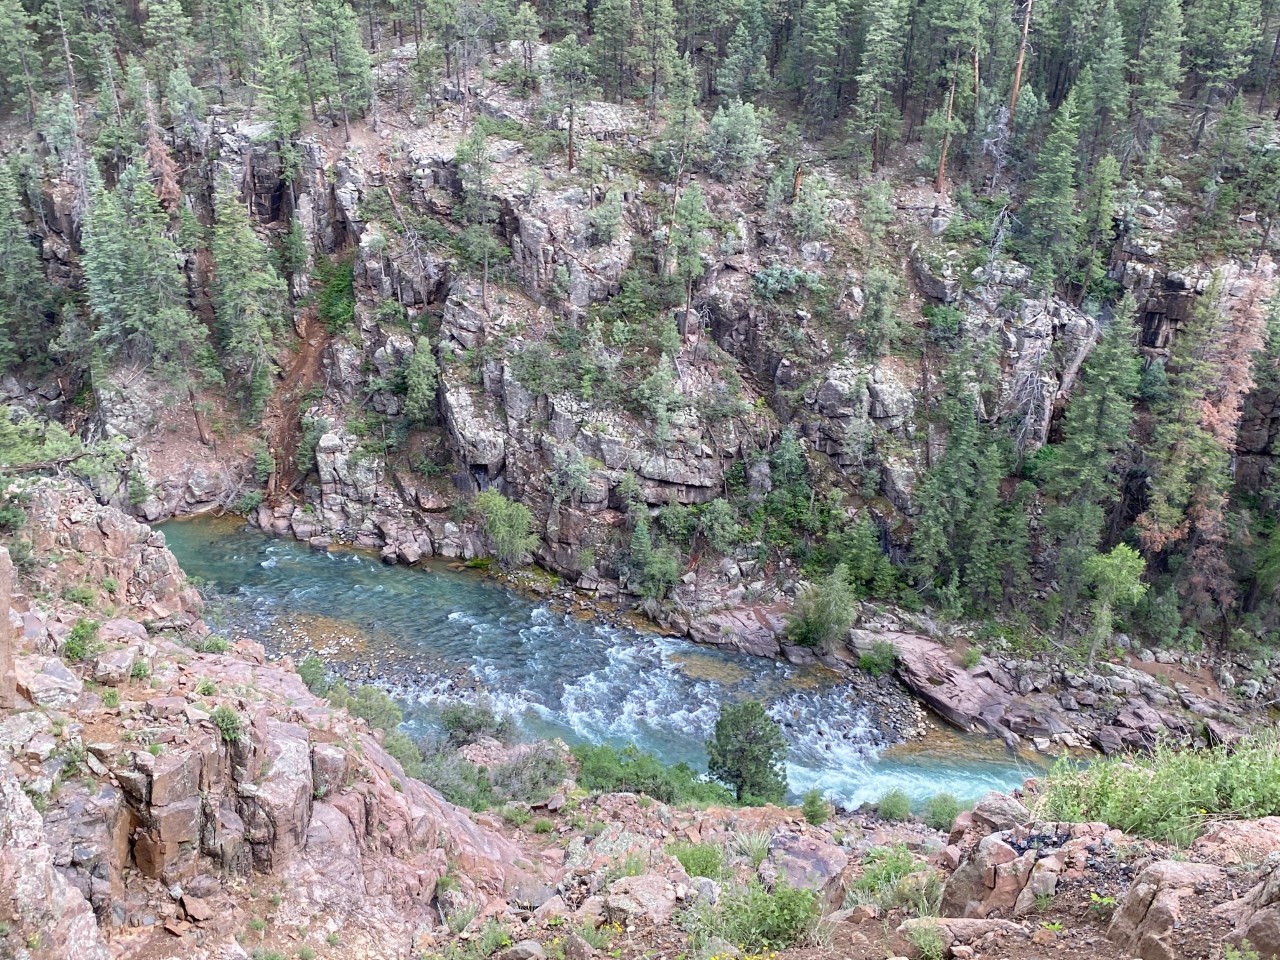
left=1020, top=90, right=1081, bottom=283
left=306, top=0, right=373, bottom=139
left=0, top=162, right=52, bottom=367
left=0, top=0, right=39, bottom=115
left=404, top=336, right=440, bottom=425
left=81, top=164, right=214, bottom=389
left=788, top=563, right=857, bottom=648
left=633, top=0, right=677, bottom=119
left=549, top=36, right=595, bottom=169
left=142, top=0, right=194, bottom=74
left=1082, top=544, right=1147, bottom=663
left=670, top=181, right=711, bottom=320
left=856, top=267, right=899, bottom=358
left=1041, top=306, right=1139, bottom=628
left=454, top=129, right=502, bottom=310
left=706, top=98, right=765, bottom=179
left=1077, top=153, right=1120, bottom=301
left=706, top=700, right=788, bottom=803
left=1077, top=0, right=1128, bottom=162
left=719, top=0, right=769, bottom=98
left=592, top=0, right=631, bottom=101
left=1127, top=0, right=1184, bottom=157
left=210, top=183, right=288, bottom=415
left=473, top=490, right=539, bottom=566
left=850, top=0, right=907, bottom=168
left=1186, top=0, right=1262, bottom=145
left=253, top=7, right=305, bottom=179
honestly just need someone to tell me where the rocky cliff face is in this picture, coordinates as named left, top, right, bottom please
left=0, top=482, right=523, bottom=959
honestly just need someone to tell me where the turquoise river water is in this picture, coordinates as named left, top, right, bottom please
left=161, top=517, right=1038, bottom=808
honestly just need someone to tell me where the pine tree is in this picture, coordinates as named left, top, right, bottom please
left=210, top=183, right=288, bottom=415
left=652, top=53, right=702, bottom=178
left=253, top=7, right=305, bottom=179
left=1127, top=0, right=1184, bottom=158
left=706, top=98, right=765, bottom=179
left=592, top=0, right=631, bottom=102
left=633, top=0, right=676, bottom=119
left=82, top=163, right=214, bottom=388
left=706, top=700, right=788, bottom=803
left=1082, top=544, right=1147, bottom=663
left=142, top=0, right=194, bottom=75
left=1077, top=0, right=1128, bottom=162
left=856, top=267, right=900, bottom=358
left=1186, top=0, right=1262, bottom=145
left=789, top=0, right=855, bottom=125
left=404, top=335, right=440, bottom=425
left=549, top=36, right=595, bottom=169
left=0, top=0, right=39, bottom=115
left=1077, top=152, right=1120, bottom=302
left=1041, top=304, right=1139, bottom=628
left=0, top=162, right=52, bottom=367
left=454, top=129, right=502, bottom=310
left=1020, top=90, right=1081, bottom=283
left=670, top=181, right=711, bottom=321
left=850, top=0, right=907, bottom=168
left=306, top=0, right=373, bottom=139
left=719, top=0, right=769, bottom=98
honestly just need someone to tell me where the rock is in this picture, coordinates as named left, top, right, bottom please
left=498, top=940, right=546, bottom=960
left=16, top=657, right=83, bottom=708
left=310, top=742, right=347, bottom=798
left=855, top=632, right=1013, bottom=740
left=1226, top=855, right=1280, bottom=957
left=1108, top=860, right=1223, bottom=960
left=0, top=548, right=16, bottom=708
left=604, top=874, right=679, bottom=923
left=561, top=931, right=595, bottom=960
left=968, top=793, right=1031, bottom=835
left=760, top=832, right=850, bottom=910
left=687, top=605, right=786, bottom=658
left=181, top=895, right=215, bottom=922
left=895, top=917, right=1029, bottom=957
left=0, top=763, right=110, bottom=958
left=91, top=648, right=137, bottom=686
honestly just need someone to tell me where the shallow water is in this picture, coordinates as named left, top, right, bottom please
left=162, top=516, right=1038, bottom=808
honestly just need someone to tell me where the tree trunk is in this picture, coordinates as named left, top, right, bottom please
left=189, top=388, right=213, bottom=446
left=935, top=54, right=959, bottom=194
left=1258, top=22, right=1280, bottom=115
left=567, top=101, right=576, bottom=169
left=1008, top=0, right=1033, bottom=125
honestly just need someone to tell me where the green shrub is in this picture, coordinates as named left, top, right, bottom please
left=328, top=683, right=402, bottom=731
left=571, top=742, right=734, bottom=806
left=801, top=788, right=830, bottom=826
left=923, top=793, right=962, bottom=831
left=130, top=659, right=150, bottom=680
left=63, top=619, right=100, bottom=662
left=906, top=920, right=945, bottom=960
left=62, top=582, right=96, bottom=605
left=683, top=880, right=817, bottom=952
left=961, top=647, right=982, bottom=669
left=859, top=640, right=898, bottom=677
left=476, top=918, right=512, bottom=955
left=473, top=490, right=538, bottom=567
left=439, top=700, right=516, bottom=747
left=532, top=817, right=554, bottom=834
left=733, top=830, right=773, bottom=869
left=848, top=844, right=934, bottom=912
left=211, top=704, right=245, bottom=743
left=877, top=788, right=912, bottom=822
left=787, top=564, right=857, bottom=649
left=1037, top=733, right=1280, bottom=845
left=314, top=256, right=356, bottom=331
left=502, top=805, right=531, bottom=826
left=252, top=443, right=276, bottom=483
left=297, top=655, right=329, bottom=694
left=189, top=635, right=231, bottom=654
left=383, top=730, right=425, bottom=778
left=102, top=689, right=119, bottom=708
left=667, top=840, right=724, bottom=879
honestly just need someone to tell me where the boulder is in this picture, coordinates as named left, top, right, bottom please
left=760, top=831, right=850, bottom=910
left=91, top=648, right=136, bottom=686
left=1108, top=860, right=1223, bottom=960
left=1223, top=857, right=1280, bottom=958
left=604, top=874, right=679, bottom=924
left=15, top=657, right=82, bottom=709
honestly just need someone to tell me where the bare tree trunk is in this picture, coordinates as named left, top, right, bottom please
left=189, top=388, right=213, bottom=446
left=935, top=54, right=959, bottom=194
left=1009, top=0, right=1033, bottom=125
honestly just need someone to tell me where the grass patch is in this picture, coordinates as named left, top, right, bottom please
left=876, top=787, right=912, bottom=822
left=922, top=792, right=962, bottom=831
left=1036, top=733, right=1280, bottom=845
left=572, top=742, right=734, bottom=806
left=667, top=840, right=725, bottom=879
left=682, top=879, right=818, bottom=952
left=847, top=844, right=939, bottom=915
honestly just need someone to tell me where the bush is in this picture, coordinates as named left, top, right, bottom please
left=848, top=844, right=929, bottom=911
left=532, top=817, right=554, bottom=834
left=473, top=490, right=538, bottom=567
left=707, top=701, right=788, bottom=804
left=801, top=788, right=829, bottom=826
left=571, top=742, right=734, bottom=806
left=502, top=805, right=531, bottom=826
left=788, top=564, right=857, bottom=649
left=297, top=655, right=329, bottom=694
left=62, top=619, right=100, bottom=663
left=314, top=255, right=356, bottom=331
left=328, top=683, right=403, bottom=731
left=439, top=699, right=517, bottom=747
left=1037, top=733, right=1280, bottom=845
left=683, top=879, right=817, bottom=952
left=906, top=920, right=946, bottom=960
left=211, top=704, right=245, bottom=743
left=667, top=841, right=724, bottom=879
left=859, top=640, right=898, bottom=677
left=404, top=336, right=440, bottom=426
left=706, top=98, right=766, bottom=179
left=923, top=793, right=962, bottom=831
left=877, top=788, right=912, bottom=822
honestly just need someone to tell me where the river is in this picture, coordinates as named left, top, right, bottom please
left=161, top=516, right=1038, bottom=809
